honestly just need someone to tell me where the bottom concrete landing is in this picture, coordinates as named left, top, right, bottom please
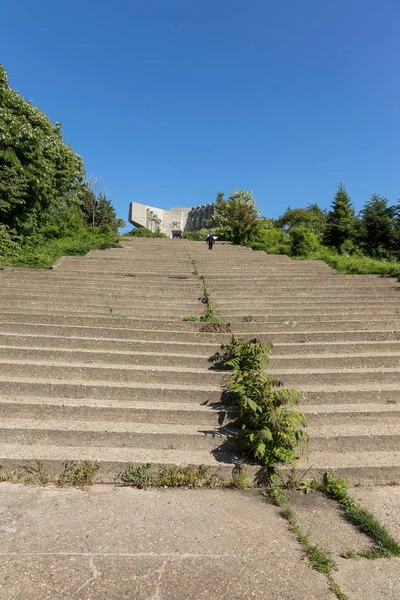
left=0, top=485, right=332, bottom=600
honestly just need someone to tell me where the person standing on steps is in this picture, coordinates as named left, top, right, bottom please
left=206, top=233, right=216, bottom=250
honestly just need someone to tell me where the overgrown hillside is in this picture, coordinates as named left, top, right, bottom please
left=0, top=63, right=124, bottom=268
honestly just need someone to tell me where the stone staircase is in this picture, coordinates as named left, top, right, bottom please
left=0, top=238, right=399, bottom=483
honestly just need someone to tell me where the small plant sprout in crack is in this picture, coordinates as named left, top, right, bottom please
left=183, top=315, right=200, bottom=322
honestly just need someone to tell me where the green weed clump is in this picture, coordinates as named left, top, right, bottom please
left=183, top=315, right=200, bottom=322
left=318, top=473, right=400, bottom=558
left=120, top=463, right=155, bottom=488
left=218, top=336, right=307, bottom=468
left=58, top=460, right=100, bottom=487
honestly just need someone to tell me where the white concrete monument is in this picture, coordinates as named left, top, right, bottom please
left=128, top=201, right=214, bottom=237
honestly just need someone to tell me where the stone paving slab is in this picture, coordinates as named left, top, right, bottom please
left=0, top=484, right=333, bottom=600
left=334, top=557, right=400, bottom=600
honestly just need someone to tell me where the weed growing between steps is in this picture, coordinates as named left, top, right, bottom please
left=189, top=256, right=200, bottom=276
left=183, top=315, right=200, bottom=322
left=214, top=336, right=307, bottom=470
left=118, top=463, right=254, bottom=489
left=317, top=473, right=400, bottom=558
left=196, top=274, right=232, bottom=331
left=58, top=460, right=101, bottom=488
left=0, top=460, right=100, bottom=487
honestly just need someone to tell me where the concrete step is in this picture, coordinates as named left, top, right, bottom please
left=0, top=360, right=224, bottom=386
left=0, top=333, right=218, bottom=355
left=303, top=403, right=400, bottom=425
left=1, top=321, right=399, bottom=343
left=0, top=418, right=236, bottom=451
left=305, top=422, right=400, bottom=452
left=0, top=377, right=222, bottom=402
left=1, top=346, right=399, bottom=371
left=0, top=396, right=235, bottom=426
left=285, top=451, right=400, bottom=485
left=0, top=445, right=236, bottom=481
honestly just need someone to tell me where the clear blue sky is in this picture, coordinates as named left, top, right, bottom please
left=1, top=0, right=399, bottom=226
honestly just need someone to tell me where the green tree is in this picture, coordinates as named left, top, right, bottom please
left=359, top=194, right=395, bottom=257
left=212, top=189, right=261, bottom=245
left=277, top=204, right=327, bottom=235
left=289, top=226, right=321, bottom=256
left=0, top=63, right=85, bottom=234
left=323, top=184, right=356, bottom=250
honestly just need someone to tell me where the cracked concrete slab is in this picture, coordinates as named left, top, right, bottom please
left=348, top=484, right=400, bottom=542
left=333, top=556, right=400, bottom=600
left=0, top=484, right=334, bottom=600
left=286, top=489, right=373, bottom=556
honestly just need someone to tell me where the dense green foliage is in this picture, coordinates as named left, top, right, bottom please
left=211, top=189, right=261, bottom=245
left=323, top=184, right=356, bottom=249
left=0, top=63, right=85, bottom=235
left=123, top=227, right=168, bottom=238
left=211, top=184, right=400, bottom=279
left=217, top=336, right=307, bottom=467
left=0, top=63, right=122, bottom=268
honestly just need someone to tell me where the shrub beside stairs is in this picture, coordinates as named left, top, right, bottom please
left=0, top=238, right=399, bottom=483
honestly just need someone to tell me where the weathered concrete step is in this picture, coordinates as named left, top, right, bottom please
left=271, top=367, right=400, bottom=386
left=303, top=403, right=400, bottom=425
left=0, top=360, right=223, bottom=386
left=0, top=346, right=213, bottom=369
left=0, top=396, right=234, bottom=426
left=220, top=309, right=400, bottom=319
left=1, top=360, right=399, bottom=387
left=273, top=340, right=400, bottom=355
left=3, top=313, right=400, bottom=334
left=1, top=346, right=400, bottom=371
left=215, top=298, right=400, bottom=308
left=217, top=320, right=400, bottom=332
left=1, top=322, right=399, bottom=343
left=0, top=419, right=234, bottom=451
left=0, top=333, right=218, bottom=355
left=2, top=308, right=400, bottom=325
left=285, top=451, right=400, bottom=485
left=0, top=287, right=202, bottom=299
left=1, top=333, right=399, bottom=358
left=0, top=445, right=236, bottom=480
left=0, top=322, right=228, bottom=343
left=269, top=353, right=400, bottom=369
left=0, top=378, right=222, bottom=402
left=306, top=422, right=400, bottom=452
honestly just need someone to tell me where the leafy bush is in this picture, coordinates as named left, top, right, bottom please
left=126, top=227, right=154, bottom=237
left=289, top=226, right=321, bottom=257
left=251, top=225, right=291, bottom=255
left=218, top=337, right=307, bottom=466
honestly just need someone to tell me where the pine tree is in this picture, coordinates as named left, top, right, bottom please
left=323, top=184, right=356, bottom=250
left=360, top=194, right=395, bottom=257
